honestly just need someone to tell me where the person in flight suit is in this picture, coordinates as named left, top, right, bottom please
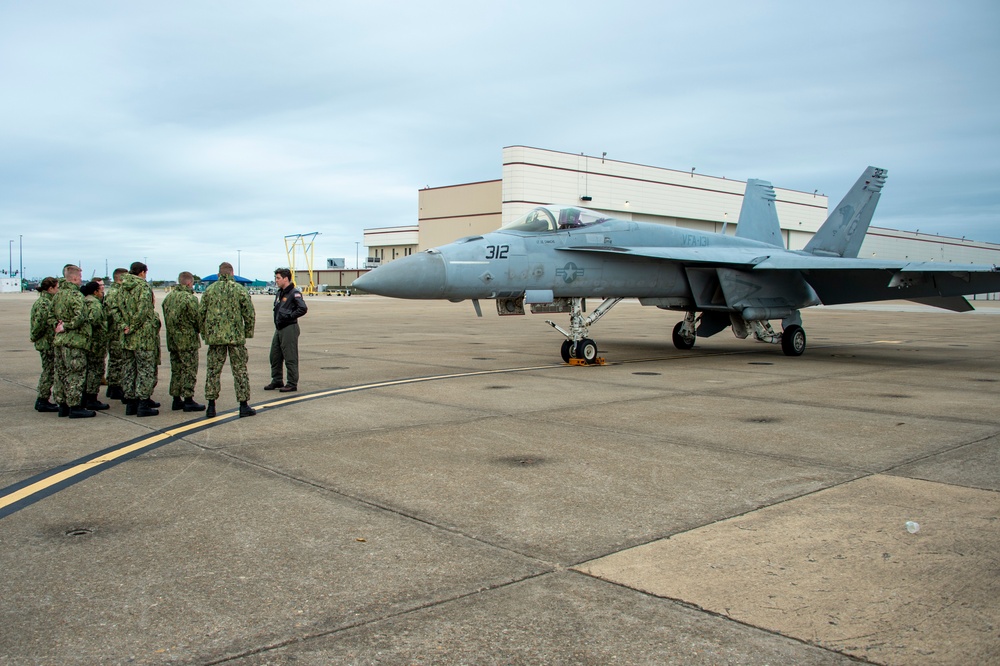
left=264, top=268, right=307, bottom=393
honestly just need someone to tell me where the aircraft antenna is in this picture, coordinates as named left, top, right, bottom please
left=283, top=232, right=320, bottom=295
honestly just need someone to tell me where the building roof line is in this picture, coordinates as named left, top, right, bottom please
left=420, top=179, right=502, bottom=192
left=364, top=226, right=419, bottom=234
left=502, top=160, right=827, bottom=211
left=419, top=212, right=500, bottom=222
left=867, top=227, right=1000, bottom=250
left=504, top=145, right=828, bottom=197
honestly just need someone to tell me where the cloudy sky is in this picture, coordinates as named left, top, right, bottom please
left=2, top=1, right=998, bottom=281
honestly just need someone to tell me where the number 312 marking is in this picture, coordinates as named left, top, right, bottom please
left=486, top=245, right=509, bottom=259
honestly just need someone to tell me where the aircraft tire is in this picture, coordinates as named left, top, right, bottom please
left=576, top=338, right=599, bottom=364
left=672, top=321, right=695, bottom=350
left=561, top=340, right=574, bottom=363
left=781, top=324, right=806, bottom=356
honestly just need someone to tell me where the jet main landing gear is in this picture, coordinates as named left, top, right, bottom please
left=780, top=324, right=806, bottom=356
left=671, top=310, right=808, bottom=357
left=672, top=312, right=697, bottom=350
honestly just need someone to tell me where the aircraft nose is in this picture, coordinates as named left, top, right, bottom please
left=353, top=251, right=447, bottom=298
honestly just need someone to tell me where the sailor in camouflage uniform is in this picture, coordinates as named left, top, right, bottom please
left=29, top=277, right=60, bottom=412
left=52, top=264, right=95, bottom=418
left=200, top=262, right=256, bottom=418
left=118, top=262, right=160, bottom=417
left=162, top=271, right=205, bottom=412
left=81, top=280, right=111, bottom=411
left=103, top=268, right=128, bottom=400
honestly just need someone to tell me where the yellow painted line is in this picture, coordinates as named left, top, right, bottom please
left=0, top=413, right=236, bottom=511
left=0, top=363, right=562, bottom=516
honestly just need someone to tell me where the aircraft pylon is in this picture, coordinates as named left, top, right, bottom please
left=283, top=232, right=320, bottom=295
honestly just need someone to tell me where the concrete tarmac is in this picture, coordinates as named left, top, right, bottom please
left=1, top=291, right=998, bottom=665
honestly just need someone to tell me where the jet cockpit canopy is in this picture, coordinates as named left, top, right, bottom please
left=502, top=206, right=611, bottom=233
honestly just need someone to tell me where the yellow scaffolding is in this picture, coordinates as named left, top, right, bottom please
left=284, top=232, right=320, bottom=295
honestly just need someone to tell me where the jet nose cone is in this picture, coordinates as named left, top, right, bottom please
left=353, top=252, right=447, bottom=298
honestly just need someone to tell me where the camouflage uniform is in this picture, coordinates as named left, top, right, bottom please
left=117, top=273, right=159, bottom=400
left=51, top=278, right=91, bottom=407
left=162, top=284, right=201, bottom=400
left=200, top=274, right=255, bottom=402
left=29, top=290, right=57, bottom=401
left=104, top=284, right=125, bottom=393
left=82, top=294, right=108, bottom=396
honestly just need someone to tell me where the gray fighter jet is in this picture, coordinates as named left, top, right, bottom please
left=354, top=167, right=1000, bottom=363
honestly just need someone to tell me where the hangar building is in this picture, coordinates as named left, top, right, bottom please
left=359, top=146, right=1000, bottom=296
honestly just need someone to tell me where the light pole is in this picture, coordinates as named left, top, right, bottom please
left=355, top=241, right=359, bottom=269
left=237, top=249, right=241, bottom=277
left=8, top=240, right=11, bottom=280
left=20, top=235, right=24, bottom=291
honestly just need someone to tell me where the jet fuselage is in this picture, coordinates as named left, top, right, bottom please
left=357, top=212, right=780, bottom=303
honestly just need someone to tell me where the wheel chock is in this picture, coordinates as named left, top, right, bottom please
left=568, top=357, right=606, bottom=366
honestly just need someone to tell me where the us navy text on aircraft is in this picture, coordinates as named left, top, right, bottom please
left=354, top=168, right=1000, bottom=363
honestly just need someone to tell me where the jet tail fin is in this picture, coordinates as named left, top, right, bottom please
left=735, top=179, right=783, bottom=248
left=804, top=167, right=888, bottom=258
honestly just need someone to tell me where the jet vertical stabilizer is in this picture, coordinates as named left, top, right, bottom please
left=804, top=166, right=887, bottom=258
left=735, top=179, right=783, bottom=248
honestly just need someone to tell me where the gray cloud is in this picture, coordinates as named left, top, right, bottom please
left=2, top=1, right=998, bottom=281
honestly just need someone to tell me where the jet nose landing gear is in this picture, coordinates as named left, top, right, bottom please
left=548, top=297, right=621, bottom=365
left=560, top=338, right=603, bottom=365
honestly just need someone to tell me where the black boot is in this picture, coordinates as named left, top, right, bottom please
left=125, top=399, right=138, bottom=416
left=171, top=396, right=184, bottom=411
left=69, top=404, right=96, bottom=419
left=183, top=397, right=206, bottom=412
left=147, top=398, right=160, bottom=408
left=239, top=401, right=256, bottom=418
left=137, top=399, right=159, bottom=417
left=35, top=398, right=60, bottom=413
left=205, top=400, right=216, bottom=418
left=58, top=403, right=70, bottom=417
left=85, top=393, right=110, bottom=411
left=106, top=385, right=123, bottom=400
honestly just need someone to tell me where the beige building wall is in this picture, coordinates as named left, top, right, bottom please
left=293, top=269, right=368, bottom=291
left=501, top=145, right=829, bottom=240
left=860, top=227, right=1000, bottom=264
left=363, top=226, right=419, bottom=267
left=363, top=146, right=1000, bottom=275
left=418, top=180, right=502, bottom=249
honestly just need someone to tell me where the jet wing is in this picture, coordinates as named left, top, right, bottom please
left=559, top=245, right=1000, bottom=310
left=562, top=244, right=999, bottom=275
left=558, top=245, right=773, bottom=266
left=752, top=254, right=999, bottom=273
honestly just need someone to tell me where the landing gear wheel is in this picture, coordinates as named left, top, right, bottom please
left=561, top=339, right=574, bottom=363
left=781, top=324, right=806, bottom=356
left=575, top=338, right=598, bottom=364
left=672, top=321, right=695, bottom=350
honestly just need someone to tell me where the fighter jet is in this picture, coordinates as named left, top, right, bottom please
left=353, top=167, right=1000, bottom=363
